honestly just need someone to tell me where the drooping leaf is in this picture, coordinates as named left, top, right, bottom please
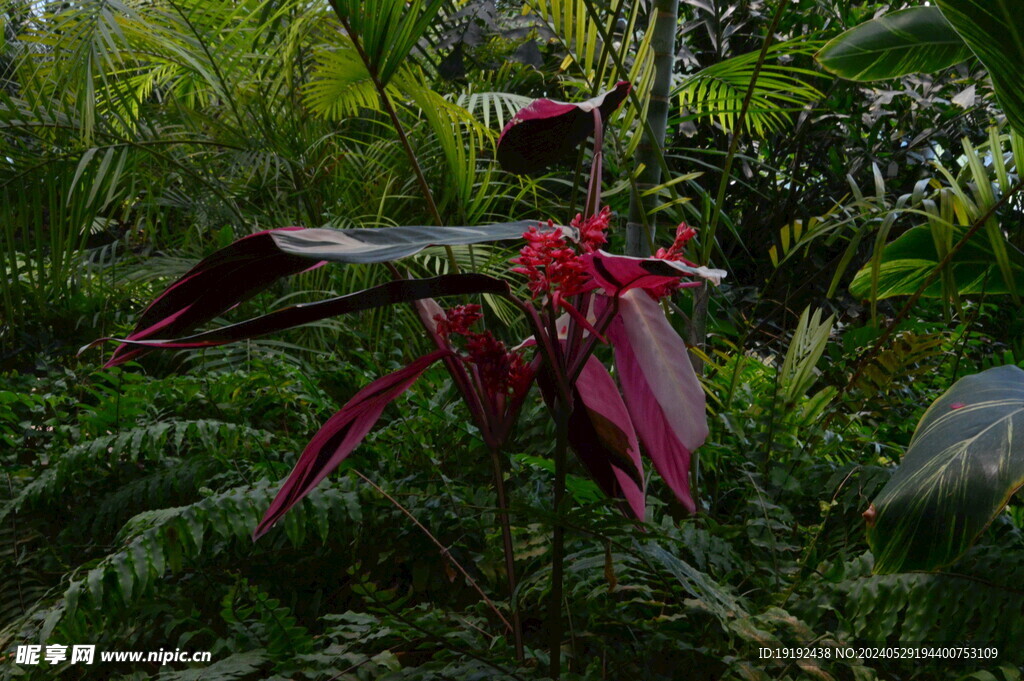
left=848, top=226, right=1024, bottom=301
left=572, top=356, right=646, bottom=520
left=254, top=350, right=450, bottom=539
left=269, top=221, right=547, bottom=263
left=582, top=250, right=727, bottom=294
left=936, top=0, right=1024, bottom=134
left=88, top=275, right=510, bottom=353
left=102, top=228, right=321, bottom=367
left=866, top=365, right=1024, bottom=573
left=496, top=81, right=631, bottom=174
left=603, top=290, right=709, bottom=513
left=97, top=221, right=556, bottom=366
left=816, top=7, right=972, bottom=81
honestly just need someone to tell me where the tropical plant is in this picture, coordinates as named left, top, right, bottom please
left=85, top=76, right=726, bottom=676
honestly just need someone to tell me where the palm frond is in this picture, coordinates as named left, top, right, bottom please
left=673, top=40, right=824, bottom=136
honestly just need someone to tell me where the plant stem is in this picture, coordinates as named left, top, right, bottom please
left=688, top=0, right=786, bottom=374
left=353, top=470, right=512, bottom=632
left=489, top=445, right=524, bottom=660
left=548, top=401, right=570, bottom=679
left=699, top=0, right=786, bottom=264
left=335, top=13, right=459, bottom=274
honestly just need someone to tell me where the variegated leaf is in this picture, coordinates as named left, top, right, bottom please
left=936, top=0, right=1024, bottom=134
left=816, top=6, right=972, bottom=81
left=866, top=365, right=1024, bottom=573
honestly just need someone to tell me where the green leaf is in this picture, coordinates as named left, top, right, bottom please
left=849, top=226, right=1024, bottom=301
left=329, top=0, right=445, bottom=87
left=867, top=365, right=1024, bottom=573
left=936, top=0, right=1024, bottom=133
left=816, top=7, right=972, bottom=81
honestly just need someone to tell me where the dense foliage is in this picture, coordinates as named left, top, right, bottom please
left=3, top=0, right=1024, bottom=679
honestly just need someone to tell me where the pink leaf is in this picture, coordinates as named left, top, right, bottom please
left=604, top=290, right=708, bottom=512
left=253, top=350, right=449, bottom=539
left=574, top=356, right=646, bottom=520
left=582, top=250, right=726, bottom=296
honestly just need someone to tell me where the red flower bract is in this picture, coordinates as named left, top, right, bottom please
left=648, top=222, right=700, bottom=299
left=434, top=303, right=483, bottom=338
left=434, top=305, right=531, bottom=399
left=510, top=223, right=592, bottom=299
left=571, top=205, right=612, bottom=253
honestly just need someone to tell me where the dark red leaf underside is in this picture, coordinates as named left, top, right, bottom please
left=93, top=274, right=510, bottom=353
left=496, top=81, right=631, bottom=174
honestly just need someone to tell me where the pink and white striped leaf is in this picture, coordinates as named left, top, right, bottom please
left=604, top=290, right=708, bottom=513
left=253, top=349, right=450, bottom=539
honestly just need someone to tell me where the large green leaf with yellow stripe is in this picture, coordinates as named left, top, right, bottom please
left=816, top=7, right=972, bottom=81
left=936, top=0, right=1024, bottom=134
left=866, top=365, right=1024, bottom=574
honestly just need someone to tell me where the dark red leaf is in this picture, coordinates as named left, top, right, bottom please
left=254, top=350, right=449, bottom=539
left=103, top=228, right=317, bottom=367
left=87, top=274, right=511, bottom=353
left=100, top=221, right=560, bottom=367
left=533, top=347, right=644, bottom=519
left=581, top=250, right=726, bottom=295
left=496, top=81, right=631, bottom=174
left=573, top=356, right=646, bottom=520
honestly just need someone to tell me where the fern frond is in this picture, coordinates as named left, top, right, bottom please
left=52, top=478, right=362, bottom=632
left=1, top=420, right=272, bottom=521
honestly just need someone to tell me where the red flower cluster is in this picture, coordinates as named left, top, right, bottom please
left=434, top=305, right=531, bottom=398
left=510, top=221, right=591, bottom=298
left=434, top=304, right=483, bottom=339
left=649, top=223, right=700, bottom=300
left=655, top=222, right=698, bottom=264
left=571, top=205, right=611, bottom=253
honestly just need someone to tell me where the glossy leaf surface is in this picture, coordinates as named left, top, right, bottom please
left=936, top=0, right=1024, bottom=134
left=816, top=7, right=971, bottom=81
left=867, top=365, right=1024, bottom=573
left=270, top=221, right=545, bottom=263
left=849, top=226, right=1024, bottom=301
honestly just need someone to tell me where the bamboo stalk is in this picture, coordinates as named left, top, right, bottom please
left=625, top=0, right=680, bottom=257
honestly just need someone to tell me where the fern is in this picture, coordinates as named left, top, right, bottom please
left=799, top=524, right=1024, bottom=658
left=0, top=486, right=49, bottom=633
left=1, top=419, right=273, bottom=521
left=36, top=478, right=362, bottom=641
